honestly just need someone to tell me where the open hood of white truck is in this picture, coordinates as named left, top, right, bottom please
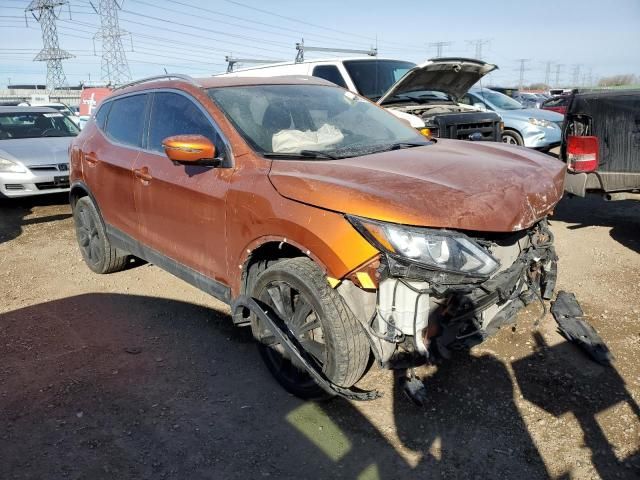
left=377, top=58, right=498, bottom=105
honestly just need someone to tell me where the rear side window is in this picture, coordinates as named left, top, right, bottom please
left=94, top=102, right=111, bottom=130
left=105, top=94, right=147, bottom=147
left=147, top=92, right=224, bottom=155
left=312, top=65, right=347, bottom=88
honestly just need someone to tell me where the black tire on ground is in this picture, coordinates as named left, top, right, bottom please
left=251, top=257, right=370, bottom=400
left=72, top=196, right=128, bottom=274
left=502, top=129, right=524, bottom=146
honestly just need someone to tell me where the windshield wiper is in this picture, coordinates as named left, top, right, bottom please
left=386, top=142, right=430, bottom=151
left=262, top=150, right=338, bottom=160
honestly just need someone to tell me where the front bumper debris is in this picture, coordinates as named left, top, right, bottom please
left=231, top=295, right=382, bottom=401
left=368, top=220, right=558, bottom=367
left=551, top=291, right=613, bottom=366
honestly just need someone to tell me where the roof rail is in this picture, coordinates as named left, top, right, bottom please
left=295, top=38, right=377, bottom=63
left=113, top=74, right=198, bottom=91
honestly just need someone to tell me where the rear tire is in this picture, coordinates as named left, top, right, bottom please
left=73, top=196, right=128, bottom=274
left=251, top=257, right=369, bottom=400
left=502, top=129, right=524, bottom=146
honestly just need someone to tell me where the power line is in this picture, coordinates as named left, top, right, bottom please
left=25, top=0, right=74, bottom=90
left=572, top=64, right=582, bottom=87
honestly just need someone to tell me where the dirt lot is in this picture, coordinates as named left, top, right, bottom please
left=1, top=192, right=639, bottom=479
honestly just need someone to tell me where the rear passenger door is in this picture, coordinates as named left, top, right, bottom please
left=133, top=90, right=233, bottom=281
left=87, top=93, right=148, bottom=238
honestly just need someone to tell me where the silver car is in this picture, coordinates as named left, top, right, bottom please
left=0, top=106, right=79, bottom=198
left=462, top=89, right=563, bottom=151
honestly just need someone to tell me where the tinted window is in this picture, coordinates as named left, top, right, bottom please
left=343, top=59, right=416, bottom=100
left=147, top=92, right=223, bottom=155
left=312, top=65, right=347, bottom=88
left=105, top=94, right=147, bottom=147
left=95, top=101, right=111, bottom=130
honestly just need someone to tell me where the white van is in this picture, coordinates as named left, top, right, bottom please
left=219, top=57, right=504, bottom=142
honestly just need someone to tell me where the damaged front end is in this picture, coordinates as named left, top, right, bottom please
left=339, top=217, right=558, bottom=369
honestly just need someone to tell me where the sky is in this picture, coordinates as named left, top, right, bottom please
left=1, top=0, right=639, bottom=88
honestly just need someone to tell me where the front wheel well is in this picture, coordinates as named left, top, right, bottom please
left=233, top=241, right=310, bottom=326
left=69, top=184, right=89, bottom=207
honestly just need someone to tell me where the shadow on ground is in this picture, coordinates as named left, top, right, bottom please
left=552, top=194, right=640, bottom=253
left=0, top=193, right=71, bottom=244
left=0, top=293, right=638, bottom=479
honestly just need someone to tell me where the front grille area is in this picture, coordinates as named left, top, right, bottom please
left=29, top=163, right=69, bottom=172
left=451, top=121, right=497, bottom=141
left=4, top=184, right=25, bottom=190
left=36, top=180, right=70, bottom=190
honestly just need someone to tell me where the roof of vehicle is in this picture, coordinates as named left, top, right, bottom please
left=0, top=106, right=62, bottom=113
left=114, top=74, right=339, bottom=96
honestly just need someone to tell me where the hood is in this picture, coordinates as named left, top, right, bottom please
left=378, top=58, right=498, bottom=106
left=0, top=137, right=73, bottom=167
left=498, top=107, right=564, bottom=122
left=268, top=140, right=566, bottom=233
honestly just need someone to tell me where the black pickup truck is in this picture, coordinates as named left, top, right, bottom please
left=562, top=89, right=640, bottom=200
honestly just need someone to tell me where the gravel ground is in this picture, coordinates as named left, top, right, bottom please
left=0, top=192, right=639, bottom=480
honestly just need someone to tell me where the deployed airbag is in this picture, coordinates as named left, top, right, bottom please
left=272, top=124, right=344, bottom=153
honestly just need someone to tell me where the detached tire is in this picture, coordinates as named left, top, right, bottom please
left=502, top=129, right=524, bottom=146
left=251, top=257, right=369, bottom=400
left=73, top=196, right=128, bottom=274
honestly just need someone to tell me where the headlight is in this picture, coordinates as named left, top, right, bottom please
left=348, top=216, right=499, bottom=276
left=0, top=158, right=26, bottom=173
left=528, top=117, right=555, bottom=129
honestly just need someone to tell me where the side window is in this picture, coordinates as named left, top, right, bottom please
left=147, top=92, right=224, bottom=156
left=94, top=101, right=111, bottom=130
left=105, top=94, right=147, bottom=147
left=312, top=65, right=347, bottom=89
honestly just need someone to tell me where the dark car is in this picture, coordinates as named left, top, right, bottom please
left=541, top=94, right=570, bottom=115
left=562, top=89, right=640, bottom=200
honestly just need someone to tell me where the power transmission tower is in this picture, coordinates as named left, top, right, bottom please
left=544, top=61, right=552, bottom=86
left=429, top=41, right=452, bottom=58
left=92, top=0, right=132, bottom=85
left=571, top=64, right=582, bottom=87
left=515, top=59, right=530, bottom=90
left=25, top=0, right=74, bottom=91
left=554, top=63, right=564, bottom=87
left=466, top=38, right=490, bottom=60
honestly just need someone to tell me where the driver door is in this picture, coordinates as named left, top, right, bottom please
left=133, top=91, right=234, bottom=281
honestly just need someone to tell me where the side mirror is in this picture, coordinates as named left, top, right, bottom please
left=162, top=134, right=220, bottom=166
left=473, top=102, right=488, bottom=112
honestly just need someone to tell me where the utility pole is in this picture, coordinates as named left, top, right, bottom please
left=544, top=61, right=552, bottom=86
left=466, top=38, right=490, bottom=60
left=572, top=64, right=582, bottom=87
left=25, top=0, right=74, bottom=91
left=515, top=58, right=530, bottom=90
left=92, top=0, right=132, bottom=85
left=429, top=41, right=453, bottom=58
left=554, top=63, right=564, bottom=87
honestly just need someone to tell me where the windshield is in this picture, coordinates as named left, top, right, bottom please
left=0, top=111, right=79, bottom=139
left=342, top=59, right=416, bottom=100
left=208, top=84, right=429, bottom=159
left=475, top=90, right=524, bottom=110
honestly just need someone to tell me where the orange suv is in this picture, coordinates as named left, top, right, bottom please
left=70, top=74, right=565, bottom=400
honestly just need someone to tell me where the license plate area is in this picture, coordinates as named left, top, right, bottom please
left=54, top=175, right=70, bottom=187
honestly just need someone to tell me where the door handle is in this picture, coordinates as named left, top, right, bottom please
left=133, top=167, right=153, bottom=182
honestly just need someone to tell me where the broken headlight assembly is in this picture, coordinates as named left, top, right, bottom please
left=348, top=216, right=499, bottom=277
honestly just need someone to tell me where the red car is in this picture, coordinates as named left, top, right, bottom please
left=541, top=95, right=570, bottom=115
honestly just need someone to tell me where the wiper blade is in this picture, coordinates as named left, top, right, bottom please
left=386, top=142, right=430, bottom=151
left=262, top=150, right=338, bottom=160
